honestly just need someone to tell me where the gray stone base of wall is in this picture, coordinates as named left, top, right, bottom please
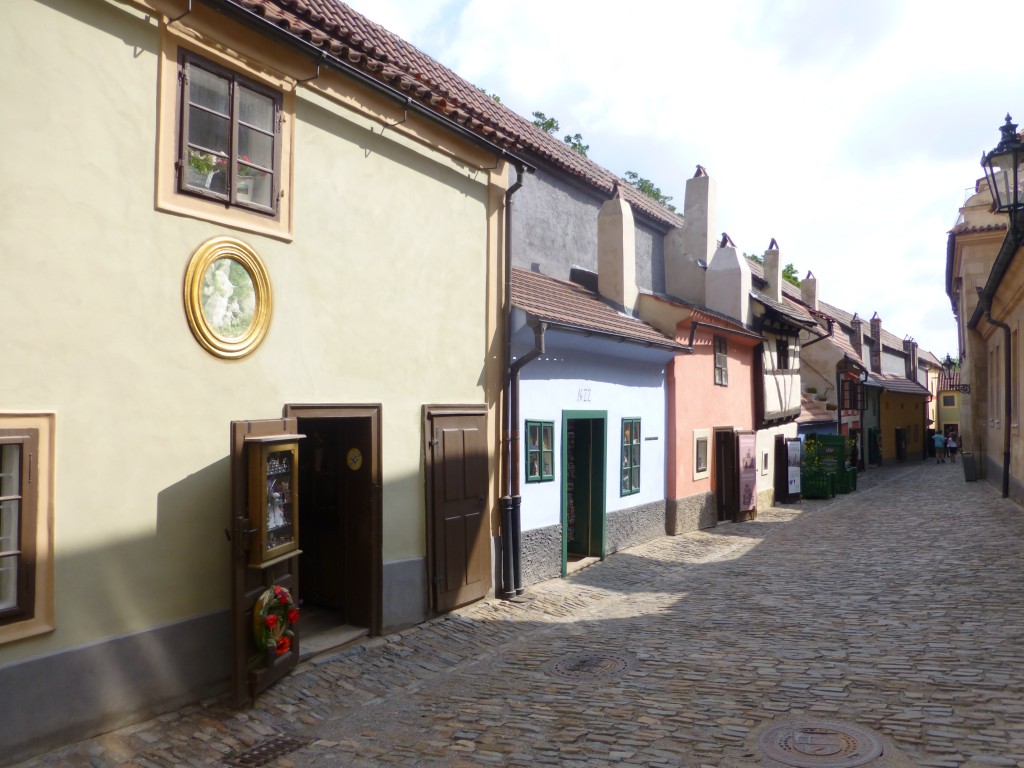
left=382, top=557, right=428, bottom=630
left=606, top=500, right=666, bottom=555
left=0, top=611, right=230, bottom=766
left=666, top=492, right=717, bottom=535
left=520, top=524, right=562, bottom=586
left=756, top=488, right=774, bottom=511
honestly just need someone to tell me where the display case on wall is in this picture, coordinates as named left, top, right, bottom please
left=246, top=436, right=302, bottom=567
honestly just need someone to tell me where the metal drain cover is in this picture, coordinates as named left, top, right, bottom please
left=544, top=651, right=637, bottom=680
left=223, top=735, right=308, bottom=767
left=758, top=719, right=882, bottom=767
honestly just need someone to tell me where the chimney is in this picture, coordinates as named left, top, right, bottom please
left=665, top=167, right=717, bottom=304
left=870, top=312, right=882, bottom=373
left=850, top=313, right=864, bottom=359
left=597, top=185, right=638, bottom=312
left=705, top=232, right=751, bottom=325
left=764, top=239, right=782, bottom=303
left=902, top=338, right=919, bottom=381
left=801, top=270, right=818, bottom=312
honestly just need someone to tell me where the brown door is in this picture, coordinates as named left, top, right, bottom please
left=230, top=418, right=302, bottom=706
left=425, top=407, right=490, bottom=613
left=714, top=427, right=738, bottom=522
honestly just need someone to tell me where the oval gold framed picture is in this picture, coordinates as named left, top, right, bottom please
left=183, top=237, right=272, bottom=359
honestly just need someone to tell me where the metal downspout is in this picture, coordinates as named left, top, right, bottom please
left=508, top=322, right=546, bottom=595
left=499, top=164, right=526, bottom=599
left=984, top=304, right=1012, bottom=498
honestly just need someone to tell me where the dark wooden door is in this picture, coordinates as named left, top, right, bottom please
left=230, top=418, right=302, bottom=706
left=426, top=408, right=489, bottom=613
left=565, top=418, right=605, bottom=559
left=715, top=428, right=738, bottom=522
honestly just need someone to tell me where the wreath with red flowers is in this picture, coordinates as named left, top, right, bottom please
left=253, top=585, right=299, bottom=658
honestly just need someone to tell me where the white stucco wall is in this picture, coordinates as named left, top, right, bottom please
left=515, top=341, right=668, bottom=532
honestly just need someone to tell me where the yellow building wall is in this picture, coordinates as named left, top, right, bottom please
left=0, top=0, right=503, bottom=662
left=879, top=393, right=926, bottom=460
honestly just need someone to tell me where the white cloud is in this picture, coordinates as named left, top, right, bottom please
left=349, top=0, right=1024, bottom=357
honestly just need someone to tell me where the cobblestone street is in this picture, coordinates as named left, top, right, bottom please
left=16, top=461, right=1024, bottom=768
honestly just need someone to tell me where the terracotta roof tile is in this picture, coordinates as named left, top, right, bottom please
left=512, top=269, right=684, bottom=350
left=949, top=221, right=1007, bottom=235
left=866, top=372, right=930, bottom=396
left=226, top=0, right=682, bottom=227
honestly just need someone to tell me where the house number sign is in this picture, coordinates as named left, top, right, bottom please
left=577, top=388, right=592, bottom=403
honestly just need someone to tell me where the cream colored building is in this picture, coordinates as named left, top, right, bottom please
left=947, top=176, right=1016, bottom=491
left=1, top=0, right=521, bottom=759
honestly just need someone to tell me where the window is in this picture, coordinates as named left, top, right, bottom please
left=775, top=337, right=789, bottom=370
left=178, top=52, right=281, bottom=214
left=0, top=414, right=54, bottom=644
left=0, top=432, right=36, bottom=623
left=942, top=394, right=955, bottom=407
left=525, top=421, right=554, bottom=483
left=621, top=418, right=641, bottom=495
left=714, top=336, right=729, bottom=386
left=840, top=380, right=865, bottom=411
left=693, top=429, right=711, bottom=480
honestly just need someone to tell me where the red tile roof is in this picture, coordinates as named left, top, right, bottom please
left=225, top=0, right=683, bottom=227
left=511, top=269, right=685, bottom=350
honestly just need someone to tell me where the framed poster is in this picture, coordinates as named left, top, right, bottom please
left=787, top=438, right=802, bottom=496
left=738, top=431, right=757, bottom=512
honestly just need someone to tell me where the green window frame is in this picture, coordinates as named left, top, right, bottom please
left=621, top=418, right=641, bottom=496
left=525, top=421, right=554, bottom=483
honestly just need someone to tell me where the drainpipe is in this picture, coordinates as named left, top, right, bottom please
left=508, top=321, right=546, bottom=594
left=983, top=302, right=1012, bottom=499
left=499, top=164, right=527, bottom=599
left=860, top=369, right=868, bottom=470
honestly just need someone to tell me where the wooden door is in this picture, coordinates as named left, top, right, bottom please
left=230, top=418, right=302, bottom=706
left=714, top=428, right=738, bottom=522
left=425, top=407, right=489, bottom=613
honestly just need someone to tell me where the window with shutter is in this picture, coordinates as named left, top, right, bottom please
left=714, top=336, right=729, bottom=386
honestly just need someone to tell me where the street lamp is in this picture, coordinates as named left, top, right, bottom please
left=941, top=354, right=955, bottom=376
left=981, top=114, right=1024, bottom=226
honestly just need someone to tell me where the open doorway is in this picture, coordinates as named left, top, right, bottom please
left=714, top=427, right=738, bottom=523
left=562, top=412, right=606, bottom=576
left=285, top=405, right=382, bottom=656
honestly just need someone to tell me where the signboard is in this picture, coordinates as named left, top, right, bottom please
left=787, top=438, right=802, bottom=495
left=738, top=432, right=757, bottom=512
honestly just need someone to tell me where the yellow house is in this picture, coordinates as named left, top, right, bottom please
left=1, top=0, right=528, bottom=759
left=947, top=167, right=1015, bottom=492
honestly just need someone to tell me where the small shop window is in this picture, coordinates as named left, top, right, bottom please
left=0, top=429, right=40, bottom=628
left=621, top=418, right=641, bottom=496
left=525, top=421, right=554, bottom=483
left=942, top=394, right=955, bottom=407
left=178, top=52, right=281, bottom=215
left=714, top=336, right=729, bottom=386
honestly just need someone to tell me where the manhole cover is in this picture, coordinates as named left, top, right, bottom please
left=223, top=735, right=309, bottom=767
left=758, top=719, right=882, bottom=768
left=544, top=651, right=636, bottom=680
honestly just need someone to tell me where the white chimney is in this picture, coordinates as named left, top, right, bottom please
left=665, top=167, right=717, bottom=304
left=764, top=240, right=782, bottom=303
left=598, top=187, right=638, bottom=312
left=705, top=233, right=751, bottom=325
left=801, top=270, right=818, bottom=312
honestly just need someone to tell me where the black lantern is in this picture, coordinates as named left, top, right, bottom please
left=981, top=114, right=1024, bottom=223
left=941, top=353, right=955, bottom=376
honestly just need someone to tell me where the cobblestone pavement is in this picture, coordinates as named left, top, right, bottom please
left=15, top=461, right=1024, bottom=768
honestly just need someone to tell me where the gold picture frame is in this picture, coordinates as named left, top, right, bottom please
left=183, top=236, right=272, bottom=358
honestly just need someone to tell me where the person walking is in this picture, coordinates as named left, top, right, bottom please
left=948, top=431, right=959, bottom=463
left=932, top=431, right=946, bottom=463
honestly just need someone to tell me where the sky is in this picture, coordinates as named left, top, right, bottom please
left=350, top=0, right=1024, bottom=359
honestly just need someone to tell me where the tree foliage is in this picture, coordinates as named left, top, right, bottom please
left=532, top=112, right=589, bottom=157
left=623, top=171, right=676, bottom=212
